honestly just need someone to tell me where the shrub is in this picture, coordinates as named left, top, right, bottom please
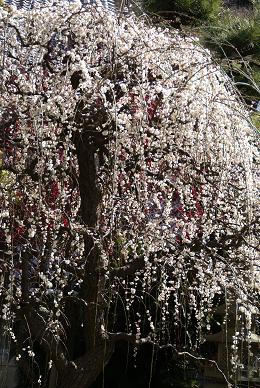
left=143, top=0, right=222, bottom=25
left=202, top=5, right=260, bottom=101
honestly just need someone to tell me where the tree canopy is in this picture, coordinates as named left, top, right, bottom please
left=0, top=2, right=259, bottom=387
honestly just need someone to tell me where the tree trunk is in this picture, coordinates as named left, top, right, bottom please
left=56, top=129, right=111, bottom=387
left=60, top=340, right=114, bottom=388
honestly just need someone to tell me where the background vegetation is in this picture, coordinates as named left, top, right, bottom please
left=143, top=0, right=260, bottom=128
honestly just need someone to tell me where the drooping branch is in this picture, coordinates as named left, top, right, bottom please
left=106, top=331, right=231, bottom=386
left=110, top=256, right=145, bottom=279
left=0, top=4, right=258, bottom=387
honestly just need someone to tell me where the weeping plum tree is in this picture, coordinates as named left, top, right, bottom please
left=0, top=2, right=259, bottom=387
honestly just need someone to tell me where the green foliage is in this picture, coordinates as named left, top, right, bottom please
left=0, top=0, right=11, bottom=10
left=251, top=112, right=260, bottom=130
left=0, top=170, right=11, bottom=186
left=143, top=0, right=260, bottom=102
left=0, top=152, right=16, bottom=194
left=205, top=7, right=260, bottom=57
left=202, top=5, right=260, bottom=101
left=0, top=170, right=17, bottom=206
left=143, top=0, right=221, bottom=25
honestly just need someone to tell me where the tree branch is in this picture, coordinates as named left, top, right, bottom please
left=106, top=331, right=231, bottom=386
